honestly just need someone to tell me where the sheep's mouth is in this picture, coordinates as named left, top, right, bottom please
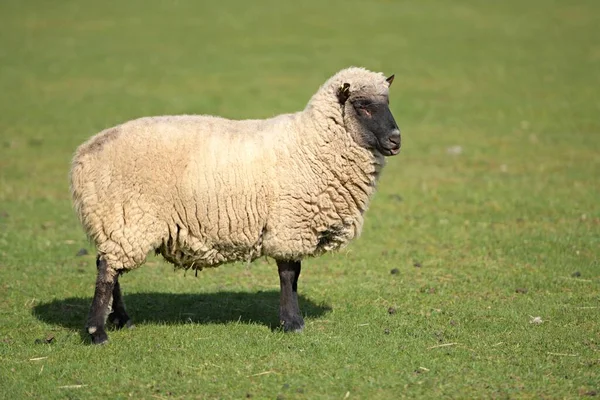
left=380, top=144, right=401, bottom=157
left=377, top=131, right=401, bottom=157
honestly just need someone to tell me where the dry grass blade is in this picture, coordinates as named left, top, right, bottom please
left=428, top=343, right=458, bottom=349
left=247, top=370, right=276, bottom=378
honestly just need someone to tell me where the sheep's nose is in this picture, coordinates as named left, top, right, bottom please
left=389, top=130, right=401, bottom=148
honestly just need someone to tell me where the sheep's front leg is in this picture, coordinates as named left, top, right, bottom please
left=277, top=260, right=304, bottom=332
left=86, top=256, right=117, bottom=344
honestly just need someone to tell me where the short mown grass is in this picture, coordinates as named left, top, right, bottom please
left=0, top=0, right=599, bottom=398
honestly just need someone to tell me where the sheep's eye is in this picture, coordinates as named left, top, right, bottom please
left=354, top=100, right=372, bottom=110
left=354, top=100, right=375, bottom=117
left=360, top=108, right=372, bottom=117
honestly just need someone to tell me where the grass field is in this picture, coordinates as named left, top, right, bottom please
left=1, top=0, right=599, bottom=398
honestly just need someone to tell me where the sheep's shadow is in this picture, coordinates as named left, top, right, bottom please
left=33, top=291, right=331, bottom=333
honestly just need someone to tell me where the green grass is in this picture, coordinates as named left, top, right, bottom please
left=1, top=0, right=599, bottom=398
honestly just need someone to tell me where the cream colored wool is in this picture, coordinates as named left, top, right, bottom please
left=70, top=67, right=391, bottom=271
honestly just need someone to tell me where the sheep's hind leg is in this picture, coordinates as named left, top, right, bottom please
left=277, top=260, right=305, bottom=332
left=107, top=273, right=133, bottom=330
left=86, top=256, right=117, bottom=344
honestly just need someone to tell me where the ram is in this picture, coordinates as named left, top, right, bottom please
left=70, top=67, right=401, bottom=344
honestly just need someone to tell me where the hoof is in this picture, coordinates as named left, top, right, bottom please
left=281, top=315, right=305, bottom=333
left=87, top=326, right=109, bottom=345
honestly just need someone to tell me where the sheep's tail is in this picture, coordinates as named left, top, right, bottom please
left=69, top=153, right=90, bottom=236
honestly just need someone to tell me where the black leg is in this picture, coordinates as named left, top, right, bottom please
left=277, top=259, right=304, bottom=332
left=107, top=273, right=133, bottom=329
left=86, top=256, right=117, bottom=344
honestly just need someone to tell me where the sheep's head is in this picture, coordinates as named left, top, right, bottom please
left=337, top=71, right=401, bottom=157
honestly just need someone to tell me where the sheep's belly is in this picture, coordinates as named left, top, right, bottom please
left=156, top=235, right=263, bottom=270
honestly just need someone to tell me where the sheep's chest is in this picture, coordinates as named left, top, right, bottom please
left=314, top=222, right=359, bottom=255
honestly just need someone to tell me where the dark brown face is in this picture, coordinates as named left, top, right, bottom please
left=336, top=74, right=401, bottom=157
left=350, top=95, right=401, bottom=156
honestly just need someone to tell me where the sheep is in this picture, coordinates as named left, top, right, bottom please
left=70, top=67, right=401, bottom=344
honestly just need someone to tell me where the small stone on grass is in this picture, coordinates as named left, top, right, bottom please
left=529, top=316, right=543, bottom=325
left=34, top=335, right=55, bottom=344
left=446, top=145, right=463, bottom=155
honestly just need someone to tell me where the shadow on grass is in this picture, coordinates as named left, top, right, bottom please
left=33, top=291, right=331, bottom=332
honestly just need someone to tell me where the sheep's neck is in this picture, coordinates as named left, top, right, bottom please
left=300, top=109, right=385, bottom=216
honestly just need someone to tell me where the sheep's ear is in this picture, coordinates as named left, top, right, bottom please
left=386, top=74, right=395, bottom=87
left=337, top=83, right=351, bottom=104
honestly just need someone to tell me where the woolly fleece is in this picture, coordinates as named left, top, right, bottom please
left=70, top=67, right=392, bottom=271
